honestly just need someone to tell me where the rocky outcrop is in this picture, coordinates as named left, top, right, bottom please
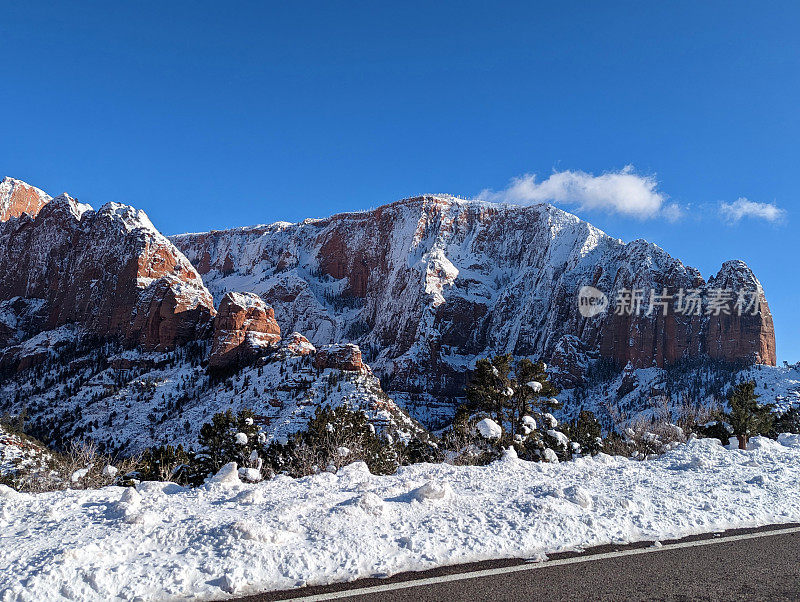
left=703, top=260, right=776, bottom=366
left=0, top=183, right=215, bottom=353
left=208, top=292, right=281, bottom=370
left=173, top=195, right=777, bottom=404
left=282, top=332, right=316, bottom=356
left=549, top=335, right=593, bottom=389
left=0, top=325, right=83, bottom=374
left=314, top=344, right=367, bottom=373
left=0, top=177, right=51, bottom=222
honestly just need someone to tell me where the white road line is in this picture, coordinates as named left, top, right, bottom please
left=276, top=525, right=800, bottom=601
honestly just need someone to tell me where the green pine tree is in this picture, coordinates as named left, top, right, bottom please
left=724, top=381, right=774, bottom=449
left=464, top=354, right=513, bottom=427
left=464, top=355, right=559, bottom=438
left=565, top=410, right=603, bottom=456
left=195, top=409, right=262, bottom=477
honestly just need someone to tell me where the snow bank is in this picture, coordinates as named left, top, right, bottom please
left=1, top=436, right=800, bottom=600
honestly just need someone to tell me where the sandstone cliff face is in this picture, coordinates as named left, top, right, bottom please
left=0, top=186, right=215, bottom=355
left=549, top=335, right=594, bottom=388
left=314, top=343, right=367, bottom=374
left=0, top=177, right=51, bottom=221
left=703, top=260, right=776, bottom=366
left=208, top=292, right=281, bottom=370
left=173, top=195, right=776, bottom=400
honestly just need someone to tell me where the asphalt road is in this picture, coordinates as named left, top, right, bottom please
left=241, top=524, right=800, bottom=602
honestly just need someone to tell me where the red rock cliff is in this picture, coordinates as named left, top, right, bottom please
left=0, top=177, right=51, bottom=221
left=173, top=195, right=777, bottom=399
left=0, top=186, right=215, bottom=351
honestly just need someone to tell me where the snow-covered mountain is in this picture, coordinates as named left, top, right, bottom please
left=172, top=195, right=776, bottom=422
left=0, top=177, right=51, bottom=222
left=0, top=189, right=215, bottom=363
left=0, top=329, right=425, bottom=456
left=0, top=179, right=425, bottom=455
left=0, top=178, right=784, bottom=445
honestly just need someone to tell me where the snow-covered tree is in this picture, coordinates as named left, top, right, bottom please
left=564, top=410, right=603, bottom=457
left=464, top=354, right=559, bottom=437
left=194, top=409, right=263, bottom=479
left=724, top=380, right=774, bottom=449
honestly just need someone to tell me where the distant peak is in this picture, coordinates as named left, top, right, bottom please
left=0, top=177, right=52, bottom=222
left=44, top=193, right=93, bottom=221
left=97, top=201, right=159, bottom=234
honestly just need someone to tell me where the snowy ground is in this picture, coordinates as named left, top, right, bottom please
left=555, top=361, right=800, bottom=429
left=0, top=426, right=52, bottom=479
left=2, top=435, right=800, bottom=601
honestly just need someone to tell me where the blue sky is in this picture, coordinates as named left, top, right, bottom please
left=2, top=1, right=798, bottom=361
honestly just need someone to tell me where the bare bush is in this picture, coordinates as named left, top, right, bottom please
left=7, top=438, right=140, bottom=493
left=602, top=394, right=722, bottom=460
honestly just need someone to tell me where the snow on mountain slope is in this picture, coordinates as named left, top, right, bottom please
left=172, top=195, right=776, bottom=425
left=0, top=329, right=425, bottom=456
left=2, top=436, right=799, bottom=600
left=737, top=363, right=800, bottom=413
left=0, top=424, right=54, bottom=481
left=0, top=179, right=428, bottom=457
left=556, top=359, right=800, bottom=429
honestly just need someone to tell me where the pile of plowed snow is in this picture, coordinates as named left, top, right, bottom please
left=1, top=435, right=799, bottom=600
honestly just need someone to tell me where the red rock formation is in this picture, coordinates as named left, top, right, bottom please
left=703, top=260, right=776, bottom=366
left=0, top=177, right=51, bottom=222
left=282, top=332, right=316, bottom=356
left=208, top=292, right=281, bottom=370
left=0, top=187, right=215, bottom=352
left=313, top=344, right=367, bottom=373
left=173, top=195, right=777, bottom=400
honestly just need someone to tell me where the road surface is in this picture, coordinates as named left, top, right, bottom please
left=240, top=524, right=800, bottom=601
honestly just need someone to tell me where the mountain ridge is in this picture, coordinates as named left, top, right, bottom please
left=0, top=178, right=777, bottom=429
left=0, top=185, right=216, bottom=361
left=170, top=196, right=770, bottom=363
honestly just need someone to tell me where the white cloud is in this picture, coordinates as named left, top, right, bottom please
left=478, top=166, right=675, bottom=220
left=719, top=198, right=786, bottom=224
left=661, top=203, right=684, bottom=223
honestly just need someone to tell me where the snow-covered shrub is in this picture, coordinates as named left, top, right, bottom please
left=263, top=405, right=398, bottom=477
left=439, top=409, right=504, bottom=466
left=2, top=435, right=139, bottom=493
left=476, top=418, right=502, bottom=440
left=562, top=410, right=603, bottom=457
left=694, top=420, right=733, bottom=445
left=601, top=416, right=688, bottom=460
left=193, top=409, right=266, bottom=484
left=56, top=439, right=139, bottom=490
left=774, top=406, right=800, bottom=435
left=397, top=437, right=444, bottom=466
